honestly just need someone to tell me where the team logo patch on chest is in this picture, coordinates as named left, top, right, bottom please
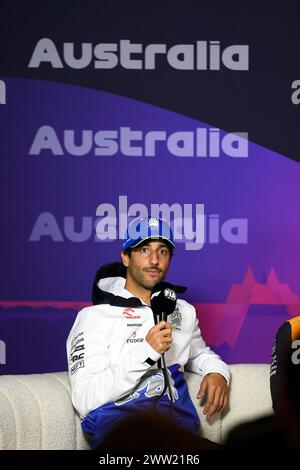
left=170, top=308, right=182, bottom=331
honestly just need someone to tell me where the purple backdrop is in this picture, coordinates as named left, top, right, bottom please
left=1, top=78, right=300, bottom=373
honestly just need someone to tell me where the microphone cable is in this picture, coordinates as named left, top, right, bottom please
left=152, top=310, right=174, bottom=422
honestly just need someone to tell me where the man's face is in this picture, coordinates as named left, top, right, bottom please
left=121, top=240, right=171, bottom=291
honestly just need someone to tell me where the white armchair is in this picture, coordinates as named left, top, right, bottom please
left=0, top=364, right=273, bottom=449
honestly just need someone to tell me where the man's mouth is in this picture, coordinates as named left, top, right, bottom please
left=144, top=268, right=161, bottom=276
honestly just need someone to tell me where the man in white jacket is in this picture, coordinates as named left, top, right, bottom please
left=67, top=217, right=230, bottom=448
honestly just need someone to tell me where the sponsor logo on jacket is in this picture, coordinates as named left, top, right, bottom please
left=122, top=308, right=141, bottom=319
left=126, top=331, right=143, bottom=344
left=70, top=331, right=85, bottom=374
left=114, top=369, right=178, bottom=406
left=71, top=360, right=85, bottom=375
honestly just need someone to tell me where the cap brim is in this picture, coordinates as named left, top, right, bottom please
left=129, top=236, right=176, bottom=249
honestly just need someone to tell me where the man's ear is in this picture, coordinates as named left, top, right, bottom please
left=120, top=251, right=129, bottom=268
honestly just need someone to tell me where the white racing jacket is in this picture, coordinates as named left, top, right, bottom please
left=66, top=265, right=230, bottom=442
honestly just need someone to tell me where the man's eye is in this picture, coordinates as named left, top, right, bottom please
left=141, top=247, right=149, bottom=254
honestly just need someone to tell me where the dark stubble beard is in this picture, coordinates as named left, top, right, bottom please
left=129, top=265, right=165, bottom=291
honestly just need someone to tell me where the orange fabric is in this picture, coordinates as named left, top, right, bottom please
left=288, top=316, right=300, bottom=342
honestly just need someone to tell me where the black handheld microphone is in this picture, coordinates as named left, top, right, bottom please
left=150, top=282, right=177, bottom=405
left=150, top=281, right=177, bottom=322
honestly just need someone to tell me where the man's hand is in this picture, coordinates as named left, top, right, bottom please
left=197, top=373, right=229, bottom=419
left=145, top=321, right=172, bottom=355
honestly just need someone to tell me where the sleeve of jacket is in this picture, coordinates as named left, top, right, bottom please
left=66, top=306, right=160, bottom=417
left=270, top=321, right=291, bottom=412
left=185, top=308, right=230, bottom=383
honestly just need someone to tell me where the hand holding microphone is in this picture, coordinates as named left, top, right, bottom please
left=145, top=320, right=173, bottom=354
left=147, top=282, right=179, bottom=403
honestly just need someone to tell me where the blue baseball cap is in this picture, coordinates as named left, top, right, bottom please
left=123, top=217, right=176, bottom=250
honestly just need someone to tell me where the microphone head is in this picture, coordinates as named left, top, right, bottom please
left=150, top=281, right=177, bottom=317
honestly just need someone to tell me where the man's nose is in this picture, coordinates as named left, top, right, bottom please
left=149, top=250, right=159, bottom=265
